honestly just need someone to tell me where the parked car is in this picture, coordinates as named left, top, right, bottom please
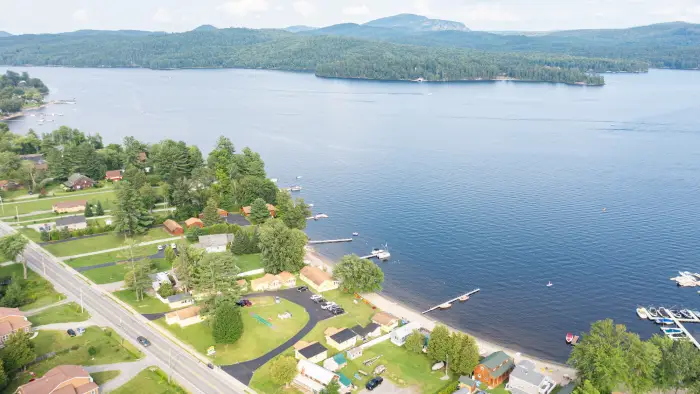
left=171, top=243, right=177, bottom=249
left=313, top=298, right=326, bottom=304
left=321, top=302, right=337, bottom=310
left=207, top=363, right=215, bottom=369
left=366, top=377, right=383, bottom=391
left=310, top=294, right=322, bottom=300
left=76, top=327, right=86, bottom=336
left=157, top=245, right=164, bottom=251
left=275, top=296, right=281, bottom=304
left=330, top=308, right=345, bottom=315
left=66, top=329, right=76, bottom=337
left=236, top=299, right=252, bottom=307
left=297, top=286, right=309, bottom=292
left=137, top=336, right=151, bottom=347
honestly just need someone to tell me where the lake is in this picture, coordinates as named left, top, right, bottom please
left=3, top=67, right=700, bottom=362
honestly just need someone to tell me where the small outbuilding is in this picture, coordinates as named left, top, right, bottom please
left=185, top=217, right=204, bottom=229
left=105, top=170, right=123, bottom=181
left=52, top=200, right=87, bottom=214
left=163, top=219, right=184, bottom=235
left=165, top=305, right=203, bottom=327
left=323, top=353, right=347, bottom=372
left=55, top=215, right=87, bottom=231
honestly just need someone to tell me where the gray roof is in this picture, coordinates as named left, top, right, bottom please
left=351, top=323, right=380, bottom=338
left=298, top=342, right=327, bottom=358
left=459, top=376, right=477, bottom=386
left=330, top=328, right=357, bottom=344
left=455, top=389, right=473, bottom=394
left=64, top=173, right=94, bottom=187
left=196, top=233, right=233, bottom=249
left=167, top=293, right=192, bottom=303
left=510, top=360, right=545, bottom=386
left=55, top=215, right=86, bottom=227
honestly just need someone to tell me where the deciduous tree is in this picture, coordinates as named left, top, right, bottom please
left=275, top=191, right=311, bottom=230
left=0, top=359, right=7, bottom=389
left=573, top=380, right=601, bottom=394
left=0, top=278, right=24, bottom=308
left=455, top=334, right=480, bottom=375
left=333, top=254, right=384, bottom=293
left=321, top=380, right=340, bottom=394
left=0, top=331, right=35, bottom=372
left=192, top=253, right=241, bottom=309
left=427, top=325, right=450, bottom=362
left=258, top=219, right=307, bottom=274
left=404, top=330, right=425, bottom=353
left=269, top=356, right=297, bottom=386
left=249, top=198, right=270, bottom=224
left=0, top=234, right=28, bottom=279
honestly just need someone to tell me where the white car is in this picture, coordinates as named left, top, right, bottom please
left=171, top=243, right=177, bottom=249
left=310, top=294, right=322, bottom=300
left=157, top=245, right=164, bottom=251
left=321, top=302, right=338, bottom=310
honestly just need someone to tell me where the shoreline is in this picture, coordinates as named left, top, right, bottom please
left=305, top=247, right=577, bottom=385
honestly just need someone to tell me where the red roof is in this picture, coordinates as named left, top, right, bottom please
left=105, top=170, right=122, bottom=179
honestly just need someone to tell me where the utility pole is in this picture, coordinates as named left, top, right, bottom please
left=168, top=348, right=172, bottom=383
left=80, top=288, right=84, bottom=313
left=15, top=206, right=19, bottom=224
left=0, top=196, right=4, bottom=215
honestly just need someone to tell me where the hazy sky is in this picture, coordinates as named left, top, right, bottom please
left=2, top=0, right=700, bottom=34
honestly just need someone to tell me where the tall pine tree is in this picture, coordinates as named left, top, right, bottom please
left=113, top=181, right=153, bottom=236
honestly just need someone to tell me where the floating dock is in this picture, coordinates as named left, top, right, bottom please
left=642, top=307, right=700, bottom=350
left=422, top=289, right=481, bottom=314
left=308, top=239, right=352, bottom=245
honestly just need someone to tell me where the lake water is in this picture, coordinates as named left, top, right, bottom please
left=3, top=67, right=700, bottom=362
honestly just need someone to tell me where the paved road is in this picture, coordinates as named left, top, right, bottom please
left=0, top=222, right=249, bottom=394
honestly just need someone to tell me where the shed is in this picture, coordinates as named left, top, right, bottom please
left=346, top=347, right=363, bottom=360
left=185, top=217, right=204, bottom=229
left=163, top=219, right=184, bottom=235
left=323, top=353, right=347, bottom=372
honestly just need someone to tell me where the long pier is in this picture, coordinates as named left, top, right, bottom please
left=308, top=239, right=353, bottom=245
left=422, top=288, right=481, bottom=314
left=666, top=309, right=700, bottom=350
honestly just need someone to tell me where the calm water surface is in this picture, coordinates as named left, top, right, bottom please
left=4, top=67, right=700, bottom=362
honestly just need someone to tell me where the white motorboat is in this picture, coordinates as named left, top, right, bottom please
left=636, top=307, right=649, bottom=320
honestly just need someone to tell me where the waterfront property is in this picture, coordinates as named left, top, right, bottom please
left=63, top=173, right=95, bottom=190
left=195, top=233, right=233, bottom=253
left=105, top=169, right=123, bottom=181
left=300, top=265, right=339, bottom=293
left=474, top=350, right=515, bottom=389
left=390, top=321, right=421, bottom=346
left=16, top=365, right=98, bottom=394
left=372, top=311, right=399, bottom=332
left=251, top=273, right=282, bottom=291
left=458, top=376, right=479, bottom=393
left=325, top=327, right=359, bottom=351
left=163, top=219, right=184, bottom=235
left=165, top=305, right=204, bottom=327
left=0, top=307, right=31, bottom=347
left=54, top=215, right=87, bottom=231
left=295, top=341, right=329, bottom=363
left=241, top=203, right=276, bottom=218
left=52, top=200, right=87, bottom=213
left=185, top=217, right=204, bottom=229
left=351, top=322, right=381, bottom=341
left=506, top=359, right=556, bottom=394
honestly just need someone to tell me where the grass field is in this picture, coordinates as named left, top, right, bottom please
left=249, top=350, right=304, bottom=394
left=156, top=298, right=309, bottom=365
left=301, top=290, right=377, bottom=344
left=84, top=258, right=172, bottom=284
left=91, top=370, right=121, bottom=385
left=114, top=290, right=172, bottom=314
left=64, top=244, right=156, bottom=268
left=0, top=264, right=65, bottom=311
left=232, top=254, right=263, bottom=272
left=3, top=191, right=117, bottom=215
left=28, top=302, right=90, bottom=326
left=43, top=227, right=175, bottom=257
left=18, top=227, right=42, bottom=242
left=111, top=367, right=187, bottom=394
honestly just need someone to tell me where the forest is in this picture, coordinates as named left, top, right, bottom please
left=0, top=70, right=48, bottom=115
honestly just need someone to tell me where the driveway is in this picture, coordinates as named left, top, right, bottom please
left=358, top=380, right=420, bottom=394
left=74, top=245, right=174, bottom=272
left=221, top=288, right=336, bottom=385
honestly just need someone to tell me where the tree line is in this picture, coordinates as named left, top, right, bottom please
left=0, top=70, right=48, bottom=115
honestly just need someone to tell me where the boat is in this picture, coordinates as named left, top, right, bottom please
left=636, top=307, right=649, bottom=319
left=437, top=303, right=452, bottom=310
left=661, top=328, right=682, bottom=334
left=668, top=332, right=687, bottom=340
left=315, top=214, right=328, bottom=219
left=658, top=308, right=670, bottom=318
left=458, top=295, right=470, bottom=302
left=352, top=232, right=359, bottom=237
left=308, top=203, right=314, bottom=207
left=670, top=310, right=683, bottom=319
left=296, top=175, right=303, bottom=179
left=680, top=310, right=694, bottom=319
left=691, top=310, right=700, bottom=319
left=566, top=333, right=574, bottom=343
left=288, top=186, right=302, bottom=192
left=647, top=307, right=659, bottom=318
left=270, top=178, right=278, bottom=183
left=431, top=361, right=445, bottom=371
left=546, top=281, right=553, bottom=287
left=655, top=318, right=674, bottom=325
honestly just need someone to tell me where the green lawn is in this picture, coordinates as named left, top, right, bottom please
left=28, top=302, right=90, bottom=326
left=44, top=227, right=176, bottom=257
left=0, top=264, right=65, bottom=311
left=114, top=290, right=171, bottom=313
left=84, top=258, right=171, bottom=285
left=18, top=227, right=42, bottom=242
left=111, top=367, right=187, bottom=394
left=249, top=350, right=304, bottom=394
left=4, top=191, right=116, bottom=215
left=232, top=253, right=263, bottom=272
left=156, top=298, right=309, bottom=365
left=64, top=244, right=155, bottom=268
left=301, top=290, right=377, bottom=344
left=91, top=370, right=121, bottom=385
left=487, top=384, right=510, bottom=394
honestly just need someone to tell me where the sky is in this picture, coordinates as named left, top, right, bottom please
left=1, top=0, right=700, bottom=34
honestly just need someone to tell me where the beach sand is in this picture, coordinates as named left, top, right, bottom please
left=304, top=247, right=577, bottom=385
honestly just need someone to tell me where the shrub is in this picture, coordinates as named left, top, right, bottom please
left=88, top=346, right=97, bottom=356
left=212, top=303, right=243, bottom=344
left=157, top=282, right=175, bottom=298
left=40, top=231, right=50, bottom=242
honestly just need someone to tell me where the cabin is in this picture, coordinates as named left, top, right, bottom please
left=277, top=271, right=297, bottom=287
left=506, top=360, right=556, bottom=394
left=0, top=307, right=31, bottom=347
left=63, top=173, right=95, bottom=190
left=372, top=311, right=399, bottom=332
left=324, top=327, right=358, bottom=351
left=323, top=353, right=347, bottom=372
left=185, top=217, right=204, bottom=229
left=52, top=200, right=87, bottom=214
left=294, top=341, right=328, bottom=363
left=346, top=347, right=363, bottom=360
left=163, top=219, right=184, bottom=235
left=55, top=215, right=87, bottom=231
left=16, top=365, right=98, bottom=394
left=223, top=213, right=250, bottom=226
left=195, top=233, right=233, bottom=253
left=165, top=305, right=204, bottom=328
left=241, top=203, right=276, bottom=218
left=351, top=322, right=381, bottom=341
left=300, top=265, right=339, bottom=293
left=251, top=273, right=282, bottom=291
left=293, top=360, right=350, bottom=394
left=473, top=351, right=515, bottom=389
left=391, top=321, right=421, bottom=346
left=105, top=170, right=123, bottom=181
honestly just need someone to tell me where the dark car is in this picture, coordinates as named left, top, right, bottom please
left=297, top=286, right=309, bottom=292
left=366, top=377, right=383, bottom=390
left=137, top=336, right=151, bottom=347
left=331, top=308, right=345, bottom=315
left=313, top=298, right=326, bottom=304
left=207, top=363, right=215, bottom=369
left=66, top=329, right=76, bottom=337
left=236, top=299, right=252, bottom=307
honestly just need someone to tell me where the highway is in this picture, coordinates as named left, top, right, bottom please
left=0, top=222, right=251, bottom=394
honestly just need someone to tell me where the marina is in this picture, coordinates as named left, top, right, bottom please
left=422, top=288, right=481, bottom=314
left=639, top=306, right=700, bottom=349
left=670, top=271, right=700, bottom=287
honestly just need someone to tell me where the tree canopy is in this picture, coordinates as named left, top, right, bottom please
left=258, top=219, right=307, bottom=274
left=333, top=254, right=384, bottom=293
left=211, top=303, right=244, bottom=344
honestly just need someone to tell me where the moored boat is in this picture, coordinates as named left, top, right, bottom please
left=680, top=309, right=694, bottom=319
left=655, top=318, right=674, bottom=325
left=636, top=307, right=649, bottom=319
left=438, top=302, right=452, bottom=310
left=566, top=333, right=574, bottom=343
left=661, top=327, right=682, bottom=334
left=647, top=307, right=659, bottom=318
left=459, top=295, right=470, bottom=302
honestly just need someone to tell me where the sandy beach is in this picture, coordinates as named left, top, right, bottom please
left=304, top=247, right=577, bottom=385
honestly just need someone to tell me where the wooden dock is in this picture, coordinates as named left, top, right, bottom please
left=666, top=311, right=700, bottom=350
left=422, top=289, right=480, bottom=314
left=308, top=239, right=353, bottom=245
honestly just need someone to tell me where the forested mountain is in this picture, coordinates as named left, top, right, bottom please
left=284, top=25, right=317, bottom=33
left=0, top=28, right=645, bottom=85
left=364, top=14, right=469, bottom=32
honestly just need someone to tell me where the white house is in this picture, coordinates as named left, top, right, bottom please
left=195, top=233, right=233, bottom=253
left=150, top=272, right=171, bottom=292
left=506, top=360, right=556, bottom=394
left=390, top=321, right=421, bottom=346
left=55, top=215, right=87, bottom=231
left=293, top=360, right=336, bottom=393
left=294, top=341, right=328, bottom=364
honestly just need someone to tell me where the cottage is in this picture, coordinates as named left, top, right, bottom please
left=0, top=180, right=20, bottom=191
left=300, top=266, right=339, bottom=293
left=195, top=233, right=233, bottom=253
left=236, top=279, right=248, bottom=291
left=277, top=271, right=297, bottom=287
left=16, top=365, right=98, bottom=394
left=55, top=215, right=87, bottom=231
left=241, top=203, right=276, bottom=218
left=325, top=327, right=358, bottom=351
left=0, top=307, right=31, bottom=347
left=458, top=376, right=479, bottom=394
left=323, top=353, right=347, bottom=372
left=346, top=347, right=363, bottom=360
left=185, top=217, right=204, bottom=229
left=351, top=322, right=381, bottom=341
left=251, top=273, right=282, bottom=292
left=294, top=341, right=328, bottom=363
left=63, top=173, right=95, bottom=190
left=474, top=351, right=515, bottom=389
left=34, top=162, right=48, bottom=171
left=506, top=360, right=556, bottom=394
left=149, top=272, right=171, bottom=291
left=165, top=305, right=204, bottom=327
left=390, top=321, right=421, bottom=346
left=105, top=170, right=123, bottom=181
left=293, top=360, right=347, bottom=394
left=52, top=200, right=87, bottom=214
left=163, top=219, right=184, bottom=236
left=164, top=293, right=194, bottom=309
left=372, top=311, right=399, bottom=332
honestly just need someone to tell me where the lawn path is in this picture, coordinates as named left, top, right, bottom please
left=35, top=319, right=99, bottom=330
left=58, top=237, right=180, bottom=261
left=2, top=189, right=115, bottom=205
left=24, top=299, right=71, bottom=316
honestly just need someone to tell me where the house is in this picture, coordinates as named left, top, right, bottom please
left=372, top=311, right=399, bottom=332
left=0, top=307, right=31, bottom=347
left=278, top=271, right=297, bottom=287
left=390, top=321, right=421, bottom=346
left=293, top=360, right=349, bottom=394
left=236, top=279, right=247, bottom=291
left=63, top=173, right=95, bottom=190
left=185, top=217, right=204, bottom=229
left=251, top=273, right=282, bottom=292
left=195, top=233, right=233, bottom=253
left=0, top=180, right=20, bottom=191
left=55, top=215, right=87, bottom=231
left=324, top=327, right=358, bottom=351
left=105, top=170, right=123, bottom=181
left=16, top=365, right=98, bottom=394
left=346, top=347, right=363, bottom=360
left=149, top=272, right=171, bottom=291
left=241, top=203, right=276, bottom=218
left=474, top=351, right=515, bottom=389
left=506, top=360, right=556, bottom=394
left=52, top=200, right=87, bottom=214
left=34, top=162, right=48, bottom=171
left=323, top=353, right=347, bottom=372
left=165, top=305, right=204, bottom=327
left=458, top=376, right=479, bottom=394
left=163, top=219, right=184, bottom=236
left=164, top=293, right=194, bottom=309
left=300, top=266, right=339, bottom=293
left=351, top=322, right=381, bottom=341
left=294, top=341, right=328, bottom=363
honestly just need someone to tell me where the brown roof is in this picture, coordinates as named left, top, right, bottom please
left=251, top=273, right=279, bottom=288
left=163, top=219, right=183, bottom=232
left=166, top=305, right=201, bottom=321
left=300, top=266, right=333, bottom=286
left=52, top=200, right=87, bottom=209
left=236, top=279, right=247, bottom=286
left=324, top=327, right=341, bottom=336
left=34, top=163, right=48, bottom=171
left=185, top=217, right=204, bottom=227
left=241, top=204, right=276, bottom=215
left=372, top=311, right=398, bottom=326
left=0, top=315, right=31, bottom=337
left=17, top=365, right=94, bottom=394
left=105, top=170, right=122, bottom=178
left=0, top=307, right=24, bottom=318
left=278, top=271, right=295, bottom=281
